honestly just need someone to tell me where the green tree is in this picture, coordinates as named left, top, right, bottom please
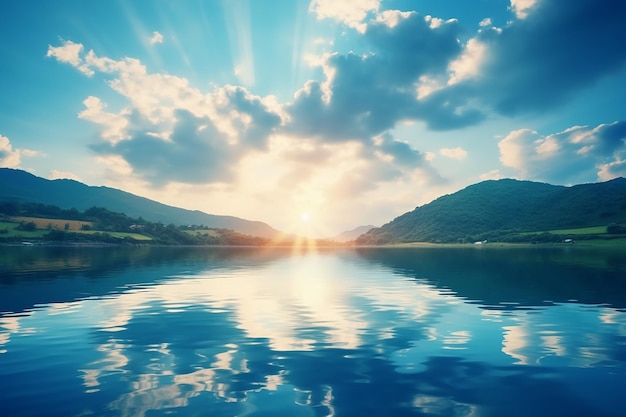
left=17, top=221, right=37, bottom=231
left=607, top=223, right=626, bottom=234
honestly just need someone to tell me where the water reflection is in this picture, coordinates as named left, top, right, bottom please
left=0, top=246, right=625, bottom=417
left=356, top=246, right=626, bottom=309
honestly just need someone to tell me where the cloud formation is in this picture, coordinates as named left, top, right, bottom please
left=472, top=0, right=626, bottom=115
left=509, top=0, right=538, bottom=19
left=49, top=170, right=82, bottom=181
left=0, top=134, right=37, bottom=168
left=149, top=31, right=163, bottom=45
left=309, top=0, right=379, bottom=32
left=440, top=147, right=468, bottom=160
left=287, top=11, right=480, bottom=137
left=47, top=37, right=442, bottom=195
left=0, top=135, right=20, bottom=167
left=46, top=0, right=626, bottom=188
left=291, top=0, right=626, bottom=141
left=499, top=121, right=626, bottom=183
left=47, top=40, right=284, bottom=186
left=46, top=40, right=94, bottom=76
left=42, top=0, right=626, bottom=231
left=92, top=110, right=238, bottom=185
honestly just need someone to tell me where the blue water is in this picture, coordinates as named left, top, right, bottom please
left=1, top=246, right=625, bottom=416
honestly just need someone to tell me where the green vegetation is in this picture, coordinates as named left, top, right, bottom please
left=505, top=226, right=625, bottom=245
left=77, top=230, right=152, bottom=240
left=357, top=177, right=626, bottom=245
left=572, top=238, right=626, bottom=247
left=4, top=170, right=625, bottom=247
left=543, top=226, right=608, bottom=235
left=0, top=221, right=49, bottom=238
left=0, top=201, right=348, bottom=247
left=0, top=202, right=271, bottom=246
left=0, top=168, right=280, bottom=238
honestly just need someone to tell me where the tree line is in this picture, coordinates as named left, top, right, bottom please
left=0, top=201, right=270, bottom=246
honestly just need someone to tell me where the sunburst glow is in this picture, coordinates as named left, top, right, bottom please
left=3, top=0, right=624, bottom=237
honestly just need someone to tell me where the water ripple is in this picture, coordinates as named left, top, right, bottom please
left=1, top=247, right=625, bottom=417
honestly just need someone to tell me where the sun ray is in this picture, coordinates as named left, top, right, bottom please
left=222, top=0, right=255, bottom=86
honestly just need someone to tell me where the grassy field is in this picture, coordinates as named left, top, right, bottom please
left=545, top=226, right=608, bottom=235
left=570, top=237, right=626, bottom=247
left=385, top=224, right=626, bottom=248
left=512, top=225, right=626, bottom=247
left=518, top=225, right=608, bottom=236
left=10, top=216, right=93, bottom=231
left=386, top=238, right=626, bottom=248
left=0, top=221, right=49, bottom=238
left=0, top=219, right=151, bottom=241
left=76, top=230, right=152, bottom=240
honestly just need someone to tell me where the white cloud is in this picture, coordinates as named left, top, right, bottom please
left=48, top=41, right=283, bottom=185
left=447, top=38, right=487, bottom=85
left=499, top=122, right=626, bottom=183
left=375, top=10, right=412, bottom=29
left=287, top=11, right=479, bottom=136
left=51, top=44, right=211, bottom=128
left=0, top=134, right=38, bottom=168
left=49, top=170, right=82, bottom=181
left=598, top=157, right=626, bottom=180
left=472, top=0, right=626, bottom=116
left=439, top=147, right=468, bottom=160
left=0, top=134, right=21, bottom=167
left=20, top=149, right=40, bottom=158
left=415, top=75, right=445, bottom=100
left=424, top=151, right=436, bottom=162
left=149, top=31, right=164, bottom=45
left=479, top=169, right=502, bottom=180
left=59, top=46, right=398, bottom=213
left=46, top=39, right=83, bottom=66
left=46, top=40, right=94, bottom=76
left=479, top=18, right=492, bottom=27
left=510, top=0, right=538, bottom=19
left=309, top=0, right=379, bottom=32
left=78, top=96, right=130, bottom=143
left=46, top=25, right=461, bottom=232
left=37, top=0, right=626, bottom=234
left=498, top=128, right=537, bottom=173
left=84, top=51, right=146, bottom=78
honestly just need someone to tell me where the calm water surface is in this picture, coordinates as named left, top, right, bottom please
left=1, top=246, right=625, bottom=417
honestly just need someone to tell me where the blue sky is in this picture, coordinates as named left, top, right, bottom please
left=1, top=0, right=625, bottom=236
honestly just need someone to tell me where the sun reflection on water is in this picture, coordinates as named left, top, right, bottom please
left=1, top=248, right=625, bottom=417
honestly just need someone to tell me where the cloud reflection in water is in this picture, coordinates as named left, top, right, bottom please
left=1, top=247, right=625, bottom=417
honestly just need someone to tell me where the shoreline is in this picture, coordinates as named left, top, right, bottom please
left=3, top=239, right=626, bottom=249
left=364, top=240, right=626, bottom=249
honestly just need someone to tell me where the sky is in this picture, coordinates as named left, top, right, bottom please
left=1, top=0, right=625, bottom=237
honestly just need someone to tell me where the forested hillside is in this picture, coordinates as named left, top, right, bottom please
left=0, top=201, right=269, bottom=245
left=357, top=178, right=626, bottom=244
left=0, top=168, right=279, bottom=238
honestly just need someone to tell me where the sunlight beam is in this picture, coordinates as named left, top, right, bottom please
left=222, top=0, right=255, bottom=86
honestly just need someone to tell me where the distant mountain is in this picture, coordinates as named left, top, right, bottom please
left=0, top=168, right=280, bottom=238
left=357, top=177, right=626, bottom=244
left=332, top=225, right=376, bottom=242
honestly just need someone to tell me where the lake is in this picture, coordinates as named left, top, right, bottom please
left=1, top=245, right=625, bottom=417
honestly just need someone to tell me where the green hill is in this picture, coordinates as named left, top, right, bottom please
left=357, top=177, right=626, bottom=244
left=0, top=168, right=280, bottom=238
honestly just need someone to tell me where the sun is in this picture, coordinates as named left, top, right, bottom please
left=300, top=212, right=311, bottom=222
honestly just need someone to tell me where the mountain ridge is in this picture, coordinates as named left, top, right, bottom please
left=332, top=225, right=376, bottom=242
left=0, top=168, right=280, bottom=238
left=357, top=177, right=626, bottom=244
